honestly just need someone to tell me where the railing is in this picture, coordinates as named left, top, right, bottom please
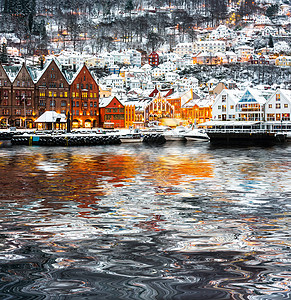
left=205, top=128, right=289, bottom=134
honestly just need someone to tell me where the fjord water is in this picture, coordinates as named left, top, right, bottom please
left=0, top=143, right=290, bottom=300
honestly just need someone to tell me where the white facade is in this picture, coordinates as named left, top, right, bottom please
left=236, top=45, right=254, bottom=61
left=104, top=74, right=124, bottom=89
left=265, top=89, right=291, bottom=121
left=174, top=43, right=194, bottom=56
left=194, top=41, right=226, bottom=53
left=212, top=89, right=242, bottom=121
left=165, top=72, right=179, bottom=82
left=126, top=50, right=142, bottom=67
left=209, top=25, right=235, bottom=40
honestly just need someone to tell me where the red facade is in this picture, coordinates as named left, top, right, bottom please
left=12, top=64, right=36, bottom=128
left=35, top=59, right=70, bottom=118
left=71, top=64, right=100, bottom=128
left=100, top=97, right=125, bottom=128
left=148, top=51, right=159, bottom=66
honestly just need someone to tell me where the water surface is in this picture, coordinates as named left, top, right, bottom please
left=0, top=142, right=290, bottom=299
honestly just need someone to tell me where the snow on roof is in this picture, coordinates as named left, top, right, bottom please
left=34, top=111, right=67, bottom=123
left=3, top=65, right=21, bottom=82
left=280, top=89, right=291, bottom=101
left=99, top=97, right=114, bottom=108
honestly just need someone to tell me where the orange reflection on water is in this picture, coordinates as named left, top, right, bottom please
left=144, top=154, right=213, bottom=186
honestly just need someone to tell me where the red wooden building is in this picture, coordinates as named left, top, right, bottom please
left=0, top=64, right=12, bottom=128
left=99, top=97, right=125, bottom=128
left=35, top=59, right=70, bottom=119
left=148, top=51, right=159, bottom=67
left=12, top=63, right=35, bottom=128
left=70, top=64, right=100, bottom=128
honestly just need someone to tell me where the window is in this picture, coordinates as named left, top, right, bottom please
left=72, top=92, right=75, bottom=97
left=90, top=84, right=92, bottom=90
left=222, top=95, right=226, bottom=102
left=94, top=102, right=97, bottom=107
left=276, top=103, right=281, bottom=109
left=76, top=110, right=79, bottom=116
left=3, top=109, right=9, bottom=115
left=49, top=91, right=52, bottom=97
left=40, top=92, right=45, bottom=97
left=82, top=92, right=87, bottom=98
left=83, top=111, right=87, bottom=116
left=76, top=101, right=79, bottom=107
left=39, top=100, right=46, bottom=106
left=61, top=100, right=67, bottom=107
left=64, top=92, right=68, bottom=97
left=15, top=109, right=21, bottom=115
left=230, top=105, right=234, bottom=109
left=77, top=84, right=79, bottom=89
left=50, top=100, right=56, bottom=107
left=90, top=102, right=93, bottom=107
left=218, top=105, right=221, bottom=109
left=269, top=104, right=272, bottom=108
left=284, top=104, right=288, bottom=108
left=276, top=94, right=280, bottom=101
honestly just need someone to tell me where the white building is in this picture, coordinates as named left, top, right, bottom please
left=236, top=45, right=254, bottom=62
left=103, top=74, right=124, bottom=89
left=194, top=41, right=226, bottom=53
left=209, top=25, right=235, bottom=40
left=165, top=71, right=179, bottom=82
left=174, top=43, right=194, bottom=56
left=265, top=89, right=291, bottom=121
left=126, top=50, right=142, bottom=67
left=212, top=89, right=242, bottom=121
left=236, top=88, right=268, bottom=121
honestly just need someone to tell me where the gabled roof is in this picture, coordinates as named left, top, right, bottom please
left=34, top=57, right=69, bottom=84
left=34, top=111, right=67, bottom=123
left=68, top=63, right=97, bottom=85
left=239, top=88, right=267, bottom=104
left=12, top=63, right=34, bottom=84
left=3, top=65, right=20, bottom=82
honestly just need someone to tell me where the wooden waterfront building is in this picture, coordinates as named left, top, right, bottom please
left=11, top=63, right=35, bottom=128
left=99, top=96, right=125, bottom=128
left=35, top=59, right=70, bottom=119
left=0, top=64, right=12, bottom=128
left=70, top=64, right=100, bottom=128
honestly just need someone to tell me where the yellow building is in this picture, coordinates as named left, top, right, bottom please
left=124, top=104, right=135, bottom=128
left=275, top=56, right=291, bottom=67
left=99, top=85, right=112, bottom=98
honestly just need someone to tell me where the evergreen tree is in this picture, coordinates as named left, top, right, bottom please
left=0, top=43, right=8, bottom=63
left=268, top=35, right=274, bottom=48
left=125, top=0, right=134, bottom=12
